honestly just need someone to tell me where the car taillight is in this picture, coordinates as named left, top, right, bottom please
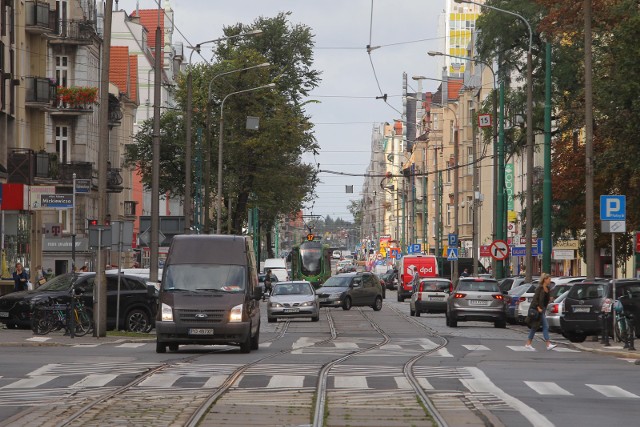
left=417, top=293, right=422, bottom=301
left=454, top=293, right=466, bottom=299
left=418, top=283, right=424, bottom=293
left=519, top=297, right=526, bottom=302
left=449, top=284, right=454, bottom=293
left=493, top=295, right=504, bottom=301
left=550, top=304, right=559, bottom=314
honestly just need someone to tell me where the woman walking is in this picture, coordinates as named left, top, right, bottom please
left=524, top=273, right=557, bottom=351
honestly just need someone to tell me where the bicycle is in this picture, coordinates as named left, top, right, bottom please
left=31, top=289, right=93, bottom=336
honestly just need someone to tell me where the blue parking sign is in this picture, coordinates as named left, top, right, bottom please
left=600, top=195, right=626, bottom=220
left=448, top=233, right=458, bottom=247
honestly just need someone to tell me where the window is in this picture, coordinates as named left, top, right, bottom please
left=467, top=147, right=473, bottom=176
left=446, top=203, right=452, bottom=226
left=466, top=196, right=473, bottom=224
left=55, top=55, right=68, bottom=88
left=449, top=120, right=454, bottom=145
left=56, top=125, right=69, bottom=163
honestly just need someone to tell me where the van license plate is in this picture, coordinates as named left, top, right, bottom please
left=573, top=306, right=591, bottom=313
left=284, top=308, right=300, bottom=313
left=189, top=328, right=214, bottom=335
left=0, top=312, right=8, bottom=318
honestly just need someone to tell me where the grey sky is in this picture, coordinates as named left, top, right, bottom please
left=128, top=0, right=445, bottom=221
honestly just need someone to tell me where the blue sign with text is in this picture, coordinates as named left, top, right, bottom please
left=600, top=195, right=626, bottom=220
left=511, top=246, right=538, bottom=257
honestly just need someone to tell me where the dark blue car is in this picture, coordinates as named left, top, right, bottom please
left=504, top=283, right=536, bottom=324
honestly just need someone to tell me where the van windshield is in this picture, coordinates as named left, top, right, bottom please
left=162, top=264, right=246, bottom=292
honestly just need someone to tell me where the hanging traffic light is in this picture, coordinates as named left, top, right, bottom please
left=87, top=219, right=98, bottom=227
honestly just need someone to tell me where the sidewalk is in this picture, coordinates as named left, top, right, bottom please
left=567, top=335, right=640, bottom=360
left=0, top=325, right=155, bottom=347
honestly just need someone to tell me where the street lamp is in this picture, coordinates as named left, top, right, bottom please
left=184, top=30, right=262, bottom=234
left=455, top=0, right=534, bottom=281
left=217, top=82, right=277, bottom=234
left=428, top=50, right=502, bottom=278
left=204, top=62, right=270, bottom=234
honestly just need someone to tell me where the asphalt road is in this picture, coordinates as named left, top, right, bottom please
left=1, top=290, right=640, bottom=427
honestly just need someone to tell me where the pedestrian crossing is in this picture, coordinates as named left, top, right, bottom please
left=0, top=361, right=639, bottom=406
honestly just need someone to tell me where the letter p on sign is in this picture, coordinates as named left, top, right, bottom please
left=600, top=195, right=626, bottom=221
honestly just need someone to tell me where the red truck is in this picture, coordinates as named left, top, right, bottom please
left=397, top=254, right=439, bottom=302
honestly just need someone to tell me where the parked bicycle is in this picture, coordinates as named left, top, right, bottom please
left=31, top=288, right=93, bottom=336
left=614, top=297, right=636, bottom=350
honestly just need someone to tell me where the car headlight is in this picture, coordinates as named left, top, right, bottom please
left=270, top=302, right=283, bottom=308
left=300, top=301, right=313, bottom=307
left=161, top=303, right=173, bottom=321
left=229, top=303, right=243, bottom=322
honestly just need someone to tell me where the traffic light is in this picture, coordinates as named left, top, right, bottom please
left=87, top=219, right=98, bottom=227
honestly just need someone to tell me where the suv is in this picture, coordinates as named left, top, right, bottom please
left=561, top=279, right=640, bottom=342
left=446, top=277, right=506, bottom=328
left=0, top=272, right=157, bottom=332
left=316, top=272, right=383, bottom=311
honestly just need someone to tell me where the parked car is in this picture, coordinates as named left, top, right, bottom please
left=499, top=276, right=537, bottom=294
left=546, top=290, right=570, bottom=333
left=561, top=279, right=640, bottom=342
left=380, top=269, right=399, bottom=290
left=267, top=281, right=319, bottom=323
left=410, top=278, right=453, bottom=316
left=446, top=277, right=506, bottom=328
left=504, top=283, right=536, bottom=325
left=515, top=282, right=538, bottom=324
left=332, top=250, right=342, bottom=260
left=316, top=272, right=383, bottom=311
left=0, top=272, right=158, bottom=332
left=336, top=260, right=355, bottom=274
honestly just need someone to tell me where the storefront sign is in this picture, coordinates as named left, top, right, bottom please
left=554, top=239, right=579, bottom=250
left=505, top=163, right=514, bottom=210
left=43, top=237, right=88, bottom=252
left=553, top=249, right=575, bottom=260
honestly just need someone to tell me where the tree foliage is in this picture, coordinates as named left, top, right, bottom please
left=127, top=13, right=321, bottom=235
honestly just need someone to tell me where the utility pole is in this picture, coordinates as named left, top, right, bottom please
left=584, top=0, right=595, bottom=279
left=95, top=0, right=113, bottom=337
left=453, top=116, right=459, bottom=282
left=149, top=14, right=162, bottom=282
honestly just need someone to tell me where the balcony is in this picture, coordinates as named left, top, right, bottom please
left=25, top=1, right=56, bottom=34
left=58, top=162, right=93, bottom=184
left=47, top=19, right=97, bottom=46
left=47, top=86, right=97, bottom=117
left=107, top=168, right=124, bottom=193
left=24, top=77, right=56, bottom=109
left=7, top=149, right=51, bottom=185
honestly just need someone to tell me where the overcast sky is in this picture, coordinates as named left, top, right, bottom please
left=126, top=0, right=445, bottom=221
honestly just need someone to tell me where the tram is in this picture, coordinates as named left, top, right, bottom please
left=290, top=238, right=332, bottom=288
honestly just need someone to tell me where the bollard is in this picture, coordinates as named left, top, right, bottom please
left=602, top=313, right=610, bottom=347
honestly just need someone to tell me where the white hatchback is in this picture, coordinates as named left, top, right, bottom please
left=410, top=278, right=453, bottom=316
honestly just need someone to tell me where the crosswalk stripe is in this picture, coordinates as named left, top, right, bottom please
left=267, top=375, right=305, bottom=388
left=550, top=347, right=579, bottom=352
left=259, top=342, right=271, bottom=348
left=586, top=384, right=640, bottom=398
left=116, top=343, right=147, bottom=348
left=203, top=375, right=228, bottom=388
left=334, top=342, right=359, bottom=349
left=1, top=376, right=57, bottom=389
left=463, top=345, right=490, bottom=351
left=507, top=345, right=534, bottom=352
left=430, top=348, right=453, bottom=357
left=138, top=374, right=181, bottom=388
left=525, top=381, right=573, bottom=396
left=334, top=375, right=368, bottom=389
left=394, top=376, right=412, bottom=389
left=417, top=377, right=434, bottom=390
left=26, top=337, right=51, bottom=342
left=72, top=344, right=100, bottom=348
left=70, top=374, right=118, bottom=388
left=380, top=344, right=403, bottom=350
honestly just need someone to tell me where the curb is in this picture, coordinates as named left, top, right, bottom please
left=571, top=342, right=640, bottom=360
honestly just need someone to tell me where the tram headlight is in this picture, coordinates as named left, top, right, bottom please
left=229, top=303, right=243, bottom=322
left=161, top=303, right=174, bottom=322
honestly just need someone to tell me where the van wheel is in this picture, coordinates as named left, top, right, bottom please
left=342, top=297, right=352, bottom=311
left=168, top=343, right=179, bottom=352
left=372, top=296, right=382, bottom=311
left=240, top=329, right=252, bottom=353
left=156, top=341, right=166, bottom=354
left=251, top=326, right=260, bottom=350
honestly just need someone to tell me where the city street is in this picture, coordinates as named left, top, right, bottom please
left=1, top=292, right=639, bottom=427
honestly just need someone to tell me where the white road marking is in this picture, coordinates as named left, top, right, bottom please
left=417, top=377, right=434, bottom=390
left=259, top=342, right=271, bottom=348
left=116, top=343, right=146, bottom=348
left=462, top=345, right=490, bottom=351
left=72, top=344, right=100, bottom=348
left=462, top=367, right=553, bottom=427
left=586, top=384, right=640, bottom=398
left=1, top=376, right=58, bottom=389
left=70, top=374, right=118, bottom=388
left=334, top=375, right=369, bottom=389
left=525, top=381, right=573, bottom=396
left=28, top=365, right=59, bottom=376
left=26, top=337, right=50, bottom=342
left=292, top=337, right=321, bottom=349
left=430, top=347, right=453, bottom=357
left=203, top=375, right=227, bottom=388
left=550, top=347, right=579, bottom=352
left=267, top=375, right=305, bottom=388
left=379, top=344, right=403, bottom=350
left=394, top=377, right=412, bottom=389
left=333, top=342, right=359, bottom=349
left=138, top=374, right=181, bottom=388
left=507, top=345, right=535, bottom=352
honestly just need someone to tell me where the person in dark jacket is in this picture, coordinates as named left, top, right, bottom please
left=12, top=263, right=29, bottom=292
left=524, top=273, right=556, bottom=351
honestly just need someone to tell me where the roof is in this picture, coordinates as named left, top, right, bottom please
left=130, top=9, right=164, bottom=60
left=447, top=79, right=464, bottom=101
left=109, top=46, right=131, bottom=96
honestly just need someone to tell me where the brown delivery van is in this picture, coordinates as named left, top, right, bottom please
left=155, top=235, right=262, bottom=353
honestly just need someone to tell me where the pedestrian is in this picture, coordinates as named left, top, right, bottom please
left=34, top=265, right=46, bottom=287
left=263, top=269, right=274, bottom=300
left=12, top=263, right=29, bottom=292
left=460, top=268, right=470, bottom=277
left=524, top=273, right=557, bottom=351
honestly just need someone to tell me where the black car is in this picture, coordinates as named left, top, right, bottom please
left=316, top=272, right=383, bottom=311
left=0, top=272, right=158, bottom=332
left=561, top=279, right=640, bottom=343
left=380, top=269, right=398, bottom=290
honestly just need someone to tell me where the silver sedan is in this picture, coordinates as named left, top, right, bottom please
left=267, top=281, right=320, bottom=323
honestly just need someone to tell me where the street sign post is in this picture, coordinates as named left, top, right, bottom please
left=447, top=247, right=458, bottom=261
left=448, top=233, right=458, bottom=248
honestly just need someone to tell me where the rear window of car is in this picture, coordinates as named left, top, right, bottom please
left=568, top=283, right=607, bottom=300
left=420, top=280, right=451, bottom=292
left=456, top=280, right=500, bottom=292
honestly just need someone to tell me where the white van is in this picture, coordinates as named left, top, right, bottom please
left=263, top=258, right=288, bottom=281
